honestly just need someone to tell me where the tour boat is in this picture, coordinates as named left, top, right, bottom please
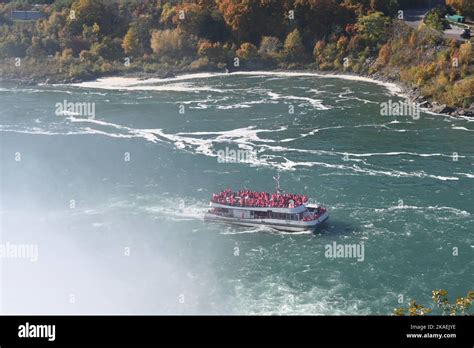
left=205, top=177, right=329, bottom=232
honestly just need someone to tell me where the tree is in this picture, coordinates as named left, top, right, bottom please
left=258, top=36, right=282, bottom=58
left=91, top=37, right=123, bottom=61
left=67, top=0, right=114, bottom=35
left=236, top=42, right=258, bottom=60
left=122, top=17, right=152, bottom=57
left=424, top=8, right=445, bottom=32
left=293, top=0, right=352, bottom=45
left=378, top=43, right=391, bottom=65
left=446, top=0, right=474, bottom=19
left=283, top=29, right=306, bottom=62
left=173, top=2, right=229, bottom=42
left=216, top=0, right=286, bottom=44
left=197, top=39, right=228, bottom=64
left=370, top=0, right=398, bottom=16
left=356, top=12, right=391, bottom=46
left=394, top=289, right=473, bottom=316
left=150, top=29, right=192, bottom=60
left=122, top=26, right=141, bottom=56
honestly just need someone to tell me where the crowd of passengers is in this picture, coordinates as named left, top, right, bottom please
left=211, top=188, right=309, bottom=208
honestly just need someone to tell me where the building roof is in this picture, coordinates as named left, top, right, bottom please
left=446, top=14, right=465, bottom=20
left=12, top=11, right=44, bottom=21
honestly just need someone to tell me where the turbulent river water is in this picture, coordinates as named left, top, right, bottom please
left=0, top=71, right=472, bottom=314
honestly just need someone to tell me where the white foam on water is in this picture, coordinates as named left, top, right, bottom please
left=267, top=91, right=331, bottom=110
left=454, top=172, right=474, bottom=178
left=69, top=78, right=226, bottom=93
left=452, top=126, right=474, bottom=132
left=3, top=117, right=462, bottom=182
left=338, top=151, right=457, bottom=158
left=280, top=123, right=394, bottom=143
left=219, top=225, right=280, bottom=235
left=260, top=155, right=460, bottom=180
left=216, top=103, right=252, bottom=109
left=216, top=99, right=273, bottom=109
left=261, top=144, right=452, bottom=162
left=67, top=70, right=403, bottom=97
left=0, top=87, right=74, bottom=95
left=234, top=276, right=368, bottom=315
left=375, top=205, right=470, bottom=216
left=144, top=202, right=208, bottom=221
left=336, top=89, right=379, bottom=104
left=230, top=71, right=404, bottom=96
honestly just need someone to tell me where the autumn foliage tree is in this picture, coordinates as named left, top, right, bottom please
left=378, top=43, right=391, bottom=65
left=197, top=39, right=228, bottom=65
left=216, top=0, right=287, bottom=44
left=446, top=0, right=474, bottom=19
left=236, top=42, right=258, bottom=60
left=150, top=29, right=193, bottom=61
left=67, top=0, right=112, bottom=35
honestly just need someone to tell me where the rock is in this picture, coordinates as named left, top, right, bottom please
left=419, top=100, right=431, bottom=108
left=163, top=71, right=175, bottom=78
left=431, top=104, right=454, bottom=114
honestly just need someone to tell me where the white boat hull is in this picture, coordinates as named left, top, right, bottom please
left=204, top=211, right=329, bottom=232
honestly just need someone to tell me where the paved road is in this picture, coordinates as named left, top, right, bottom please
left=403, top=8, right=469, bottom=42
left=403, top=8, right=427, bottom=29
left=443, top=23, right=469, bottom=41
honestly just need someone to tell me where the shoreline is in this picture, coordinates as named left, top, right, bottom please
left=1, top=68, right=472, bottom=117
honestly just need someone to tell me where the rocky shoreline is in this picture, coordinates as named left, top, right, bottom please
left=2, top=67, right=473, bottom=117
left=406, top=86, right=470, bottom=117
left=366, top=71, right=474, bottom=117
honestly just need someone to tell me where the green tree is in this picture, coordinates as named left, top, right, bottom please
left=91, top=37, right=123, bottom=61
left=258, top=36, right=282, bottom=59
left=424, top=8, right=445, bottom=32
left=173, top=2, right=229, bottom=42
left=122, top=26, right=141, bottom=57
left=283, top=29, right=306, bottom=62
left=356, top=12, right=391, bottom=46
left=67, top=0, right=113, bottom=35
left=292, top=0, right=352, bottom=46
left=122, top=14, right=154, bottom=57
